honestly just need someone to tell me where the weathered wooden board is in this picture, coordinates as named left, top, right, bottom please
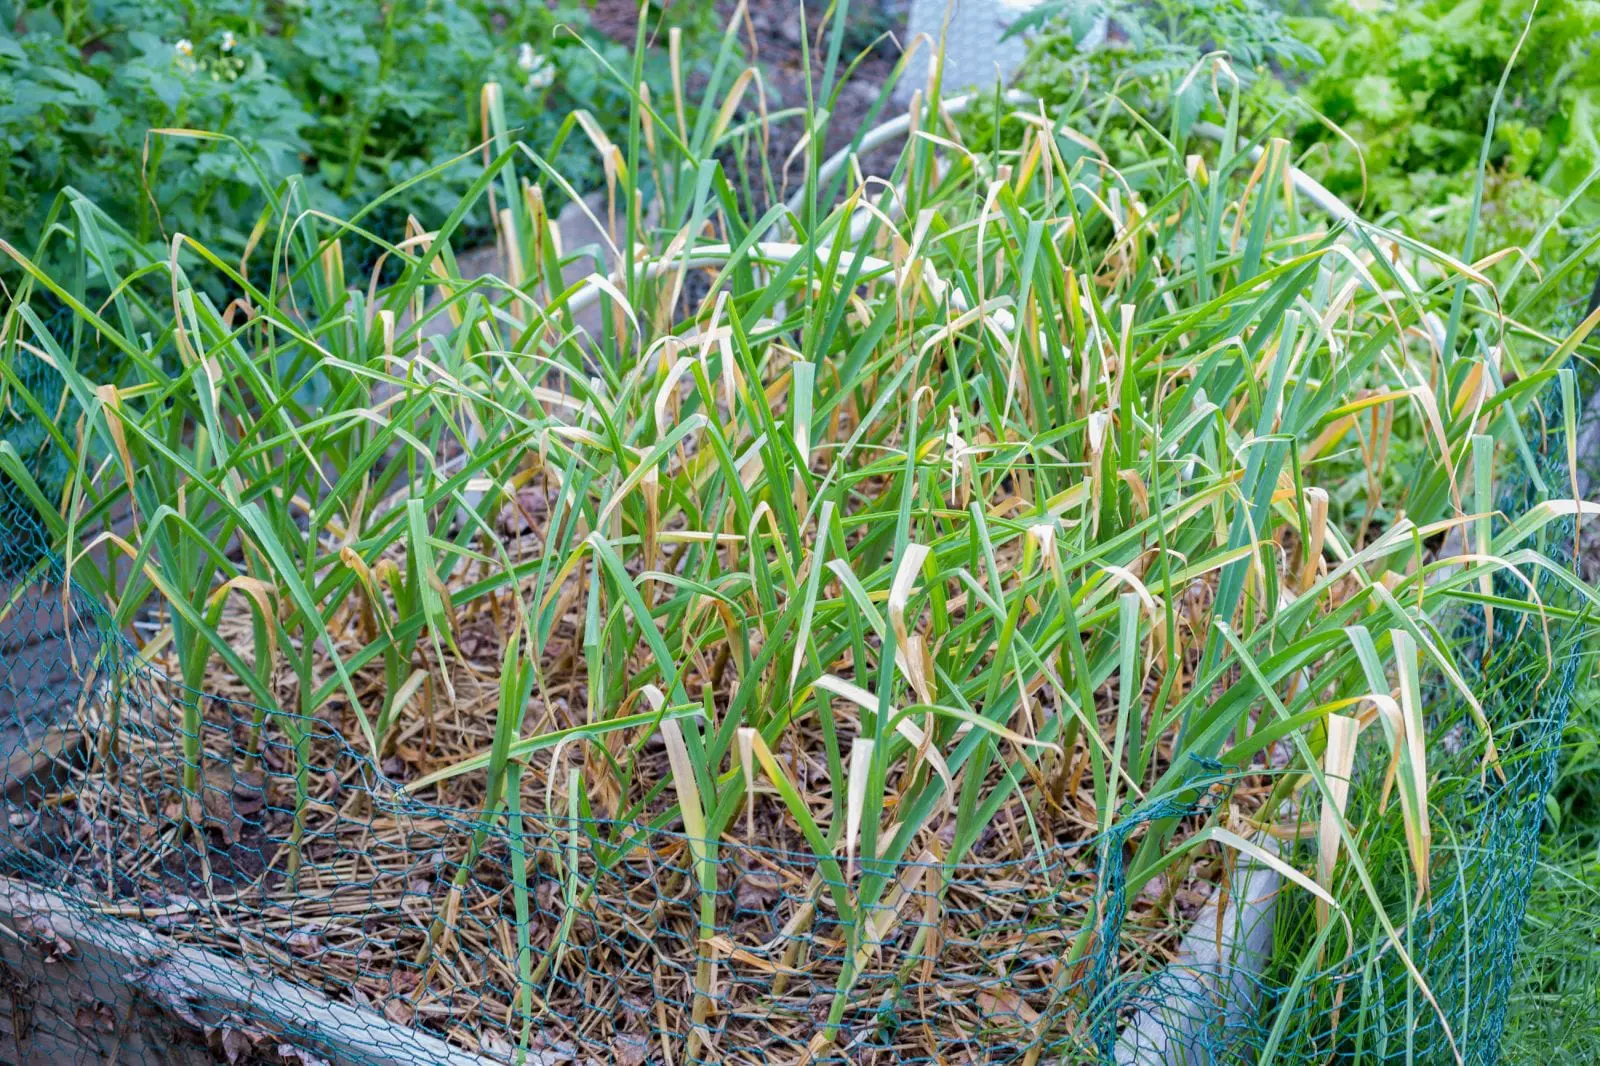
left=0, top=876, right=499, bottom=1066
left=0, top=921, right=217, bottom=1066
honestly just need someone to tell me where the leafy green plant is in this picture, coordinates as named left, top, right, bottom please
left=0, top=0, right=712, bottom=276
left=1290, top=0, right=1599, bottom=213
left=1012, top=0, right=1320, bottom=123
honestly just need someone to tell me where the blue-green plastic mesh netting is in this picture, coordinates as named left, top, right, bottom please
left=0, top=311, right=1591, bottom=1064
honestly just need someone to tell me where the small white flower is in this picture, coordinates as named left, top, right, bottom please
left=525, top=56, right=554, bottom=92
left=221, top=31, right=236, bottom=52
left=517, top=42, right=537, bottom=72
left=174, top=38, right=194, bottom=58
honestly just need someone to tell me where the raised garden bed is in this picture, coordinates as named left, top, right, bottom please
left=0, top=39, right=1588, bottom=1066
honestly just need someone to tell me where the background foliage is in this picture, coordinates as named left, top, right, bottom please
left=0, top=0, right=711, bottom=268
left=1017, top=0, right=1600, bottom=310
left=1012, top=0, right=1319, bottom=121
left=1291, top=0, right=1600, bottom=220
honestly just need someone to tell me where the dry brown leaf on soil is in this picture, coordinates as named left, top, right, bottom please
left=976, top=986, right=1043, bottom=1027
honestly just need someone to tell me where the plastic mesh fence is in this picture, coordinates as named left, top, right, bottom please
left=0, top=326, right=1593, bottom=1064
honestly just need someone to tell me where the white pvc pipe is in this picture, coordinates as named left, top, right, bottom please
left=1113, top=847, right=1281, bottom=1065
